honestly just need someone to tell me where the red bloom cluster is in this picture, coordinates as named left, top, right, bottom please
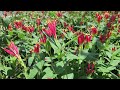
left=104, top=12, right=110, bottom=19
left=56, top=11, right=62, bottom=17
left=91, top=27, right=98, bottom=35
left=3, top=41, right=20, bottom=58
left=8, top=24, right=13, bottom=31
left=64, top=22, right=68, bottom=28
left=67, top=25, right=75, bottom=33
left=118, top=30, right=120, bottom=33
left=107, top=22, right=111, bottom=28
left=112, top=47, right=116, bottom=52
left=43, top=20, right=57, bottom=38
left=86, top=62, right=95, bottom=75
left=78, top=33, right=92, bottom=45
left=14, top=20, right=23, bottom=29
left=99, top=31, right=112, bottom=43
left=78, top=33, right=85, bottom=45
left=110, top=15, right=116, bottom=22
left=96, top=13, right=102, bottom=23
left=40, top=35, right=47, bottom=44
left=36, top=18, right=41, bottom=26
left=33, top=43, right=40, bottom=53
left=22, top=25, right=34, bottom=33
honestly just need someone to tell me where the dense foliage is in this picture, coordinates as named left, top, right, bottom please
left=0, top=11, right=120, bottom=79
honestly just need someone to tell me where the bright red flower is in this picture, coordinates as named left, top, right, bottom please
left=8, top=24, right=13, bottom=31
left=91, top=27, right=98, bottom=35
left=36, top=18, right=41, bottom=26
left=85, top=35, right=92, bottom=43
left=97, top=15, right=102, bottom=23
left=104, top=12, right=110, bottom=19
left=95, top=12, right=99, bottom=18
left=64, top=22, right=68, bottom=28
left=106, top=31, right=112, bottom=39
left=112, top=47, right=116, bottom=52
left=107, top=22, right=111, bottom=28
left=80, top=21, right=84, bottom=25
left=86, top=62, right=95, bottom=75
left=118, top=18, right=120, bottom=23
left=110, top=15, right=116, bottom=22
left=78, top=33, right=85, bottom=45
left=33, top=44, right=40, bottom=53
left=14, top=20, right=22, bottom=29
left=40, top=35, right=47, bottom=44
left=56, top=11, right=62, bottom=17
left=99, top=35, right=106, bottom=43
left=3, top=41, right=20, bottom=58
left=67, top=25, right=75, bottom=33
left=28, top=26, right=34, bottom=33
left=118, top=30, right=120, bottom=33
left=45, top=20, right=57, bottom=38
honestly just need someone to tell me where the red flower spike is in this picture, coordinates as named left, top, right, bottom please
left=56, top=11, right=62, bottom=17
left=47, top=20, right=57, bottom=38
left=97, top=15, right=102, bottom=23
left=64, top=22, right=68, bottom=28
left=99, top=35, right=106, bottom=43
left=36, top=18, right=41, bottom=26
left=112, top=47, right=116, bottom=52
left=14, top=20, right=23, bottom=29
left=107, top=22, right=111, bottom=28
left=106, top=31, right=112, bottom=39
left=3, top=41, right=20, bottom=58
left=91, top=27, right=98, bottom=35
left=33, top=44, right=40, bottom=53
left=85, top=35, right=92, bottom=43
left=8, top=24, right=13, bottom=31
left=110, top=15, right=116, bottom=22
left=91, top=63, right=95, bottom=70
left=29, top=26, right=34, bottom=33
left=104, top=12, right=110, bottom=19
left=118, top=30, right=120, bottom=33
left=118, top=18, right=120, bottom=23
left=40, top=35, right=47, bottom=44
left=78, top=33, right=84, bottom=45
left=68, top=25, right=75, bottom=33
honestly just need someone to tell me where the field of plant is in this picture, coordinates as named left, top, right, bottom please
left=0, top=11, right=120, bottom=79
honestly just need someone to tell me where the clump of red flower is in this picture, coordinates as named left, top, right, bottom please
left=3, top=41, right=20, bottom=58
left=91, top=26, right=98, bottom=35
left=86, top=62, right=95, bottom=75
left=14, top=20, right=23, bottom=29
left=43, top=20, right=57, bottom=38
left=56, top=11, right=62, bottom=17
left=36, top=18, right=41, bottom=26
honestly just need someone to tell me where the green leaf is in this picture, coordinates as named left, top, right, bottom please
left=113, top=48, right=120, bottom=56
left=0, top=63, right=4, bottom=71
left=98, top=66, right=109, bottom=73
left=35, top=60, right=44, bottom=70
left=62, top=73, right=74, bottom=79
left=110, top=60, right=120, bottom=66
left=55, top=39, right=61, bottom=49
left=53, top=61, right=65, bottom=74
left=28, top=56, right=34, bottom=66
left=17, top=31, right=25, bottom=39
left=42, top=67, right=57, bottom=79
left=107, top=66, right=116, bottom=71
left=3, top=67, right=12, bottom=75
left=106, top=51, right=112, bottom=58
left=66, top=53, right=79, bottom=60
left=28, top=68, right=38, bottom=79
left=49, top=40, right=59, bottom=54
